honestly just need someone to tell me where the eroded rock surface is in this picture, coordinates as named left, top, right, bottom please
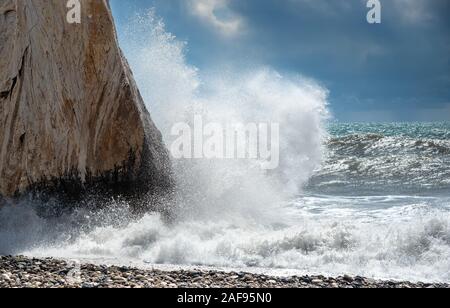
left=0, top=0, right=171, bottom=198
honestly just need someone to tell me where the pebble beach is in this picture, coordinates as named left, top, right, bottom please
left=0, top=256, right=448, bottom=289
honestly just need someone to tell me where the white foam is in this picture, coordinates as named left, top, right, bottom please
left=8, top=195, right=449, bottom=283
left=116, top=10, right=329, bottom=224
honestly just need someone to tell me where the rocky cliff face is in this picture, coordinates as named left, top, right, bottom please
left=0, top=0, right=172, bottom=199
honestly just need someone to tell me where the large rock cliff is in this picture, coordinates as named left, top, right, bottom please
left=0, top=0, right=172, bottom=199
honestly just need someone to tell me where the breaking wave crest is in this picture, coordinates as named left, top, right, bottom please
left=1, top=194, right=449, bottom=282
left=309, top=123, right=450, bottom=195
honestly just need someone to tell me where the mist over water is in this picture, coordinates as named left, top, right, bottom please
left=119, top=10, right=328, bottom=219
left=0, top=11, right=449, bottom=283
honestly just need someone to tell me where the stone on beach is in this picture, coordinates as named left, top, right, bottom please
left=0, top=256, right=448, bottom=289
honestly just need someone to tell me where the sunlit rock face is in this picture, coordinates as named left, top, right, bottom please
left=0, top=0, right=172, bottom=199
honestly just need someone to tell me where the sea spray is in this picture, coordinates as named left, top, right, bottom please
left=0, top=8, right=328, bottom=253
left=120, top=10, right=328, bottom=203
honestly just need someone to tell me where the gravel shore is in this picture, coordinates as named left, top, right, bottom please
left=0, top=256, right=448, bottom=288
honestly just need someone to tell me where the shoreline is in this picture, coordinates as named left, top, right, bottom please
left=0, top=256, right=448, bottom=288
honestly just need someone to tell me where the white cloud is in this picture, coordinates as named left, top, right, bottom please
left=188, top=0, right=243, bottom=36
left=393, top=0, right=435, bottom=24
left=293, top=0, right=437, bottom=25
left=288, top=0, right=354, bottom=15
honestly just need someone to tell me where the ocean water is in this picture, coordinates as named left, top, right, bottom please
left=312, top=122, right=450, bottom=196
left=1, top=122, right=449, bottom=283
left=0, top=11, right=449, bottom=283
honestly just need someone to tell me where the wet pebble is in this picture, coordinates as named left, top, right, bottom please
left=0, top=256, right=448, bottom=289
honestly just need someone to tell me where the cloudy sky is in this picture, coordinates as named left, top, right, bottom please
left=110, top=0, right=450, bottom=122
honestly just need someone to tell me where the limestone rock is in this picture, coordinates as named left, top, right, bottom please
left=0, top=0, right=172, bottom=198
